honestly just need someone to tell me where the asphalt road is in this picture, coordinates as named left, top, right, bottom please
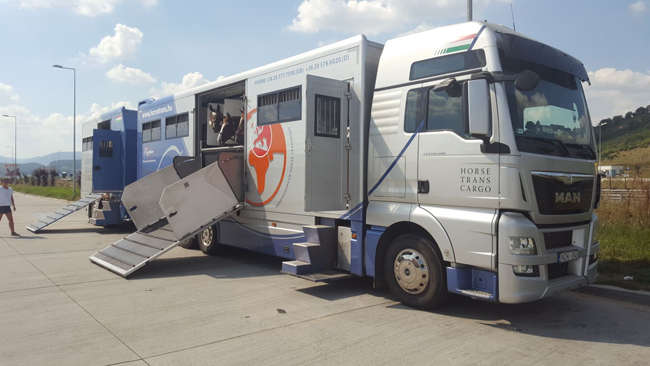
left=1, top=193, right=649, bottom=366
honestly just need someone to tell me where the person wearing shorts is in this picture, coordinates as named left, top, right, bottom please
left=0, top=177, right=19, bottom=236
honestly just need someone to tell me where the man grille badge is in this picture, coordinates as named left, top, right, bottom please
left=561, top=174, right=573, bottom=185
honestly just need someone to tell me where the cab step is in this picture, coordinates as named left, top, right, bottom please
left=281, top=269, right=355, bottom=283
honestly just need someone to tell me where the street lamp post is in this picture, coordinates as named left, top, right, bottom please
left=2, top=115, right=17, bottom=175
left=52, top=65, right=77, bottom=195
left=6, top=146, right=13, bottom=179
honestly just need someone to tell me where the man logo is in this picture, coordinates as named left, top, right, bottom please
left=555, top=192, right=581, bottom=203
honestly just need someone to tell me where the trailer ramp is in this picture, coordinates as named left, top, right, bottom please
left=90, top=152, right=244, bottom=277
left=26, top=194, right=102, bottom=233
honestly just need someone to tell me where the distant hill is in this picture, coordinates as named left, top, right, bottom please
left=597, top=105, right=650, bottom=175
left=47, top=159, right=81, bottom=174
left=0, top=151, right=80, bottom=166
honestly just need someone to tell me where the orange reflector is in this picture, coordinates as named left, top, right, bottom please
left=352, top=233, right=358, bottom=239
left=272, top=223, right=277, bottom=227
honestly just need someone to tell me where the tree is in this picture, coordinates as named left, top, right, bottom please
left=635, top=106, right=647, bottom=115
left=625, top=111, right=634, bottom=119
left=612, top=115, right=624, bottom=124
left=48, top=168, right=59, bottom=187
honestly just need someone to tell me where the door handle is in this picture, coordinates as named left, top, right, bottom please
left=418, top=180, right=429, bottom=194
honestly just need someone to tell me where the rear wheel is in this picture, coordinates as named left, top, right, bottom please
left=178, top=237, right=198, bottom=250
left=384, top=234, right=449, bottom=309
left=198, top=225, right=220, bottom=255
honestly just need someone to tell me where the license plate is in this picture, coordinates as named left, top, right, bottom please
left=558, top=251, right=578, bottom=263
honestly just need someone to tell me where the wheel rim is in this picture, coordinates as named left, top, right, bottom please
left=201, top=227, right=213, bottom=247
left=393, top=249, right=429, bottom=295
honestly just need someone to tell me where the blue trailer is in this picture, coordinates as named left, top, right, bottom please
left=27, top=107, right=138, bottom=232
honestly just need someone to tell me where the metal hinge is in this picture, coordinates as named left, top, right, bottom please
left=343, top=193, right=351, bottom=202
left=344, top=92, right=352, bottom=99
left=344, top=142, right=351, bottom=150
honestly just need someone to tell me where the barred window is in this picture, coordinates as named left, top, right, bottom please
left=99, top=140, right=113, bottom=157
left=82, top=137, right=93, bottom=151
left=142, top=120, right=161, bottom=142
left=314, top=95, right=340, bottom=138
left=258, top=86, right=301, bottom=125
left=165, top=113, right=190, bottom=139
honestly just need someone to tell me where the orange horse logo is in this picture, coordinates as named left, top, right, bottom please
left=247, top=124, right=286, bottom=206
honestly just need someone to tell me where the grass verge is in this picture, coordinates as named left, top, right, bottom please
left=11, top=184, right=80, bottom=201
left=596, top=190, right=650, bottom=291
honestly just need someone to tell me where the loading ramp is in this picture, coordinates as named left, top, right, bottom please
left=89, top=152, right=244, bottom=277
left=26, top=194, right=102, bottom=233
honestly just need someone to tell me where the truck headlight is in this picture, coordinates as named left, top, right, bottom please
left=509, top=237, right=537, bottom=255
left=592, top=224, right=599, bottom=245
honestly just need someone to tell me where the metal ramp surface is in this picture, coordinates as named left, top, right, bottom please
left=89, top=152, right=244, bottom=277
left=26, top=194, right=102, bottom=233
left=89, top=219, right=180, bottom=277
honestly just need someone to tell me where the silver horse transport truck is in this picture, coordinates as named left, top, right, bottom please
left=89, top=21, right=600, bottom=309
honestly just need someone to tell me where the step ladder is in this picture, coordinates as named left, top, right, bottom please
left=89, top=152, right=244, bottom=277
left=26, top=194, right=102, bottom=233
left=281, top=225, right=354, bottom=282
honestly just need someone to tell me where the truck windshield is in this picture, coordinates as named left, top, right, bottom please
left=503, top=59, right=595, bottom=159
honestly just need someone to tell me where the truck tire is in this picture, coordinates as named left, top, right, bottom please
left=198, top=225, right=220, bottom=255
left=384, top=234, right=449, bottom=309
left=178, top=237, right=198, bottom=250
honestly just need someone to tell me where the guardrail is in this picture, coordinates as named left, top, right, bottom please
left=601, top=189, right=649, bottom=202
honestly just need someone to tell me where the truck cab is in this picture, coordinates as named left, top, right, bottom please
left=367, top=22, right=599, bottom=307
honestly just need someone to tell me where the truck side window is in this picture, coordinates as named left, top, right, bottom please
left=404, top=88, right=424, bottom=133
left=426, top=89, right=465, bottom=136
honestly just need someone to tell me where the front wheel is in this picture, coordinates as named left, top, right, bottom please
left=198, top=225, right=220, bottom=255
left=384, top=234, right=449, bottom=309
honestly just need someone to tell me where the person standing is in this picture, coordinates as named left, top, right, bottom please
left=0, top=177, right=19, bottom=236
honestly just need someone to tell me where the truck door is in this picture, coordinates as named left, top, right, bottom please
left=416, top=81, right=499, bottom=269
left=92, top=129, right=123, bottom=192
left=304, top=75, right=350, bottom=212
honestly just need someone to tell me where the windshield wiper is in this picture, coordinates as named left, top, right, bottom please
left=565, top=143, right=596, bottom=159
left=517, top=136, right=570, bottom=156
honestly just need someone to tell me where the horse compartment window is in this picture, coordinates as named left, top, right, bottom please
left=258, top=86, right=302, bottom=125
left=82, top=137, right=93, bottom=151
left=142, top=120, right=161, bottom=142
left=165, top=113, right=190, bottom=139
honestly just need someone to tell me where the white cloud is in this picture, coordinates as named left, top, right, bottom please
left=288, top=0, right=493, bottom=35
left=88, top=24, right=143, bottom=64
left=397, top=22, right=435, bottom=37
left=142, top=0, right=158, bottom=7
left=17, top=0, right=122, bottom=17
left=88, top=101, right=135, bottom=119
left=0, top=101, right=137, bottom=158
left=630, top=1, right=647, bottom=13
left=150, top=72, right=212, bottom=98
left=584, top=68, right=650, bottom=122
left=0, top=82, right=20, bottom=104
left=106, top=64, right=156, bottom=85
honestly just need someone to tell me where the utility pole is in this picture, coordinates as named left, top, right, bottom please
left=467, top=0, right=473, bottom=21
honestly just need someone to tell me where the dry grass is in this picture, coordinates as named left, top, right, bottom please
left=596, top=180, right=650, bottom=291
left=601, top=145, right=650, bottom=177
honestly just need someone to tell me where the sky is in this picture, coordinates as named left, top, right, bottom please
left=0, top=0, right=648, bottom=159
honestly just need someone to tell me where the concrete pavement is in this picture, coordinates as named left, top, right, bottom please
left=1, top=193, right=649, bottom=365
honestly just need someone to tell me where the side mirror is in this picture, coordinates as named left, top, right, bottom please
left=463, top=79, right=491, bottom=138
left=515, top=70, right=540, bottom=92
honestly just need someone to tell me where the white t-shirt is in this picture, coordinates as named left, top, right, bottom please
left=0, top=187, right=13, bottom=207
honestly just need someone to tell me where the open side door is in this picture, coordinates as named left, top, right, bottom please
left=159, top=151, right=244, bottom=240
left=89, top=152, right=245, bottom=278
left=92, top=129, right=123, bottom=192
left=305, top=75, right=350, bottom=212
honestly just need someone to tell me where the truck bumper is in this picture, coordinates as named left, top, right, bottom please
left=497, top=212, right=599, bottom=304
